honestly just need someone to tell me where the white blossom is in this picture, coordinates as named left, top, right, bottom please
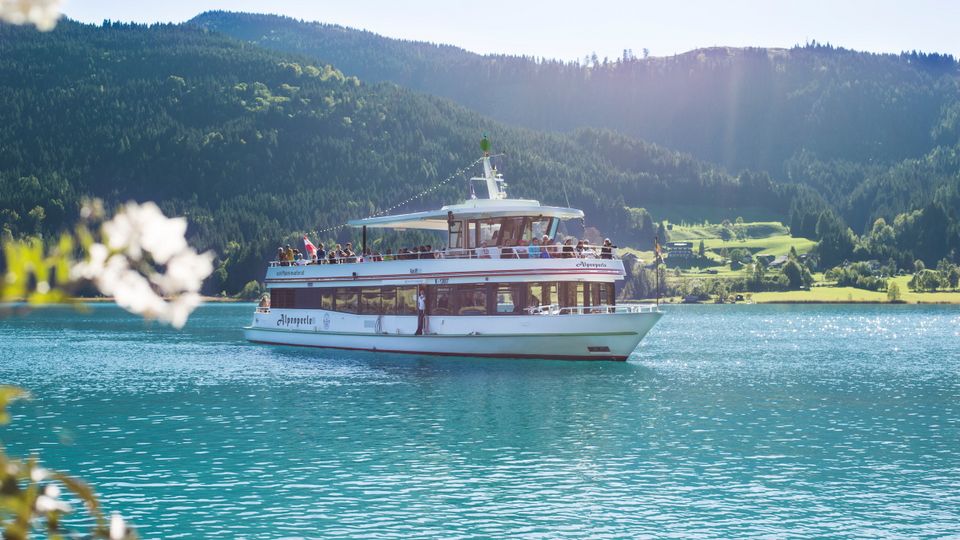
left=104, top=201, right=188, bottom=264
left=151, top=248, right=214, bottom=294
left=109, top=512, right=127, bottom=540
left=35, top=493, right=71, bottom=513
left=0, top=0, right=62, bottom=31
left=30, top=466, right=49, bottom=482
left=72, top=201, right=215, bottom=329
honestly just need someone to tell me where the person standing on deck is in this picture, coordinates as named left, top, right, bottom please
left=415, top=287, right=427, bottom=335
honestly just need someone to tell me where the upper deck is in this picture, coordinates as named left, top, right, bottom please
left=266, top=253, right=625, bottom=288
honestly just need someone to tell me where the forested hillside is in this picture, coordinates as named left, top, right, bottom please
left=191, top=11, right=960, bottom=174
left=0, top=20, right=785, bottom=293
left=190, top=11, right=960, bottom=269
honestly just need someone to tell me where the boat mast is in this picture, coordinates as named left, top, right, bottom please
left=475, top=135, right=506, bottom=200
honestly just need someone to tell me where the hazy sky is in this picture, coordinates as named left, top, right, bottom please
left=62, top=0, right=960, bottom=61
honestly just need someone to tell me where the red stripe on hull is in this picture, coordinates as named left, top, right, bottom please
left=247, top=339, right=628, bottom=362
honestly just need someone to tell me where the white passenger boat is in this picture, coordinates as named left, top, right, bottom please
left=244, top=142, right=661, bottom=361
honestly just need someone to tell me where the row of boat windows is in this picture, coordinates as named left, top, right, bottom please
left=269, top=282, right=616, bottom=315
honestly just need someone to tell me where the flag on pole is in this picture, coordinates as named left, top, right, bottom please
left=303, top=235, right=317, bottom=257
left=654, top=236, right=663, bottom=264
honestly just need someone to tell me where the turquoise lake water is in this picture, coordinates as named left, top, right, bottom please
left=1, top=303, right=959, bottom=538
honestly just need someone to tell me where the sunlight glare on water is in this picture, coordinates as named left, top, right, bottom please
left=1, top=303, right=959, bottom=538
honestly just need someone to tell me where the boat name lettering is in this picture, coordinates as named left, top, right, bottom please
left=576, top=261, right=608, bottom=269
left=276, top=269, right=305, bottom=277
left=277, top=314, right=315, bottom=327
left=434, top=278, right=449, bottom=284
left=409, top=268, right=421, bottom=274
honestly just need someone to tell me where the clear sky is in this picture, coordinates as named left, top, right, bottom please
left=62, top=0, right=960, bottom=61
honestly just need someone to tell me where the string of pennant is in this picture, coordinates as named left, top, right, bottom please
left=312, top=155, right=494, bottom=237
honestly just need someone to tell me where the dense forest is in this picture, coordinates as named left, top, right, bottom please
left=192, top=11, right=960, bottom=173
left=190, top=11, right=960, bottom=271
left=0, top=20, right=787, bottom=293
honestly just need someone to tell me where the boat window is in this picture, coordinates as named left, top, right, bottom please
left=359, top=287, right=381, bottom=315
left=381, top=286, right=397, bottom=314
left=477, top=219, right=501, bottom=247
left=498, top=217, right=525, bottom=247
left=293, top=288, right=320, bottom=309
left=599, top=283, right=615, bottom=306
left=529, top=217, right=554, bottom=242
left=493, top=283, right=523, bottom=314
left=336, top=288, right=358, bottom=314
left=431, top=285, right=454, bottom=315
left=591, top=283, right=601, bottom=307
left=527, top=283, right=544, bottom=309
left=455, top=285, right=487, bottom=315
left=576, top=283, right=587, bottom=307
left=321, top=289, right=334, bottom=311
left=270, top=288, right=294, bottom=309
left=448, top=220, right=464, bottom=250
left=397, top=287, right=417, bottom=315
left=559, top=282, right=578, bottom=308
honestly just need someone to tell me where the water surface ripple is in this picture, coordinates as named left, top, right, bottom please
left=1, top=304, right=958, bottom=538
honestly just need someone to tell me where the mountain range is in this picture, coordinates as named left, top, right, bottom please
left=1, top=12, right=958, bottom=292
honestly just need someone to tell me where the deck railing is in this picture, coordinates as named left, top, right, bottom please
left=526, top=304, right=659, bottom=315
left=269, top=243, right=621, bottom=267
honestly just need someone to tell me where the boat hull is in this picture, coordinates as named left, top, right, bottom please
left=243, top=310, right=661, bottom=361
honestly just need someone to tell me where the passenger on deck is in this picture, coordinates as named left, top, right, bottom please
left=344, top=243, right=356, bottom=262
left=575, top=240, right=586, bottom=258
left=540, top=236, right=552, bottom=258
left=516, top=239, right=529, bottom=259
left=562, top=238, right=575, bottom=258
left=425, top=245, right=435, bottom=259
left=528, top=238, right=540, bottom=259
left=601, top=238, right=614, bottom=259
left=478, top=241, right=492, bottom=259
left=316, top=243, right=326, bottom=263
left=276, top=247, right=285, bottom=265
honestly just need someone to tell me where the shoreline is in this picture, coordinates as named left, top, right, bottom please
left=68, top=296, right=250, bottom=303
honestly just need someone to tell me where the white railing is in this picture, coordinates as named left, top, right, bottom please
left=269, top=243, right=621, bottom=267
left=526, top=304, right=659, bottom=315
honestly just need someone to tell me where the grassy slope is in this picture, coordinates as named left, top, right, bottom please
left=666, top=222, right=815, bottom=258
left=752, top=276, right=960, bottom=303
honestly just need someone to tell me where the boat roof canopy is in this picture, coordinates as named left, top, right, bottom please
left=348, top=198, right=584, bottom=231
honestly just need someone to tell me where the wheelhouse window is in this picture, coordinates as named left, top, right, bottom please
left=528, top=217, right=555, bottom=243
left=477, top=219, right=501, bottom=247
left=448, top=220, right=464, bottom=250
left=497, top=217, right=525, bottom=247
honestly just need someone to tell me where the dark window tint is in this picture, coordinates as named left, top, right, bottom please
left=336, top=288, right=358, bottom=314
left=397, top=287, right=417, bottom=315
left=360, top=288, right=381, bottom=315
left=432, top=286, right=453, bottom=315
left=381, top=287, right=397, bottom=314
left=455, top=285, right=486, bottom=315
